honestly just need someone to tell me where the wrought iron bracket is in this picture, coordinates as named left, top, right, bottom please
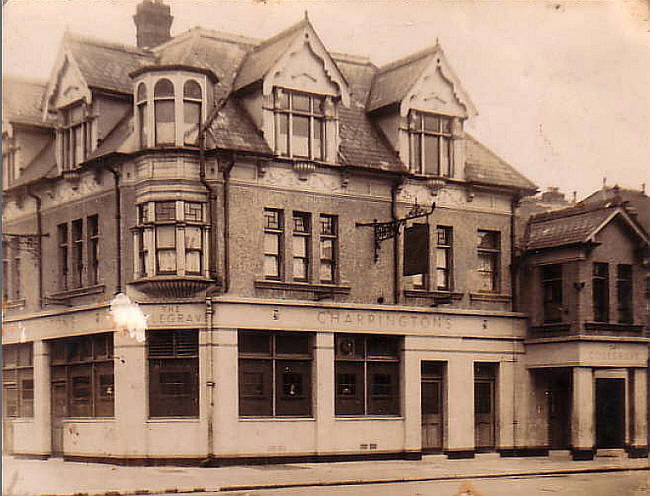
left=355, top=202, right=435, bottom=262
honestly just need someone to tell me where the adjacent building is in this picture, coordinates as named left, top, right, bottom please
left=2, top=1, right=646, bottom=464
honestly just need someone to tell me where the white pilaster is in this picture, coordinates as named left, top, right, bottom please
left=33, top=340, right=51, bottom=455
left=571, top=367, right=594, bottom=453
left=446, top=356, right=474, bottom=454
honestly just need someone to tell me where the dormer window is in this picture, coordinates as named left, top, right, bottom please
left=154, top=79, right=175, bottom=146
left=275, top=88, right=325, bottom=161
left=60, top=101, right=92, bottom=170
left=408, top=111, right=453, bottom=177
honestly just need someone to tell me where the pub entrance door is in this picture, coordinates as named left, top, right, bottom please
left=421, top=361, right=445, bottom=452
left=595, top=378, right=625, bottom=449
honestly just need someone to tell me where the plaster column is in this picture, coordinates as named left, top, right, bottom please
left=630, top=368, right=648, bottom=457
left=497, top=359, right=515, bottom=452
left=402, top=336, right=420, bottom=455
left=314, top=332, right=334, bottom=453
left=33, top=339, right=51, bottom=455
left=446, top=356, right=474, bottom=458
left=571, top=367, right=594, bottom=460
left=114, top=330, right=147, bottom=458
left=212, top=328, right=239, bottom=456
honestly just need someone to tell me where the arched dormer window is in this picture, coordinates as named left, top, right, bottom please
left=183, top=80, right=202, bottom=146
left=154, top=79, right=175, bottom=146
left=136, top=83, right=148, bottom=148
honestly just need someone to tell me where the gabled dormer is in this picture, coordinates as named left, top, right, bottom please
left=368, top=44, right=476, bottom=180
left=233, top=15, right=350, bottom=164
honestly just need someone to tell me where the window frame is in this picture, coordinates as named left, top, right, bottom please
left=238, top=330, right=313, bottom=418
left=154, top=79, right=176, bottom=147
left=87, top=215, right=99, bottom=286
left=59, top=101, right=92, bottom=170
left=408, top=110, right=453, bottom=177
left=617, top=264, right=633, bottom=324
left=593, top=262, right=609, bottom=322
left=334, top=334, right=401, bottom=417
left=49, top=333, right=114, bottom=418
left=292, top=211, right=311, bottom=282
left=2, top=343, right=34, bottom=418
left=476, top=230, right=501, bottom=293
left=147, top=330, right=199, bottom=418
left=435, top=226, right=453, bottom=291
left=541, top=264, right=563, bottom=323
left=58, top=223, right=69, bottom=291
left=263, top=208, right=284, bottom=281
left=319, top=214, right=338, bottom=284
left=136, top=83, right=148, bottom=148
left=182, top=80, right=202, bottom=146
left=274, top=88, right=326, bottom=161
left=72, top=219, right=84, bottom=288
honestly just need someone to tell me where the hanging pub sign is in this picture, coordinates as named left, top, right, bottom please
left=404, top=223, right=429, bottom=276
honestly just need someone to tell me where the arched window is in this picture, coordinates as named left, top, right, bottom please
left=154, top=79, right=175, bottom=146
left=183, top=80, right=202, bottom=145
left=136, top=83, right=148, bottom=148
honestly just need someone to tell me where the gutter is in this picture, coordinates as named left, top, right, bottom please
left=105, top=163, right=122, bottom=293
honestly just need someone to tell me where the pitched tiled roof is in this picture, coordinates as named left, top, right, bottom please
left=65, top=34, right=153, bottom=94
left=367, top=47, right=435, bottom=112
left=332, top=54, right=376, bottom=106
left=87, top=109, right=134, bottom=160
left=338, top=105, right=404, bottom=173
left=2, top=77, right=51, bottom=127
left=464, top=134, right=537, bottom=192
left=524, top=202, right=622, bottom=250
left=233, top=18, right=307, bottom=91
left=207, top=99, right=272, bottom=155
left=6, top=140, right=57, bottom=191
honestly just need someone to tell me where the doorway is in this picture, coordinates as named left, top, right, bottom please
left=547, top=369, right=571, bottom=449
left=595, top=378, right=625, bottom=449
left=51, top=378, right=67, bottom=456
left=421, top=361, right=445, bottom=452
left=474, top=363, right=497, bottom=451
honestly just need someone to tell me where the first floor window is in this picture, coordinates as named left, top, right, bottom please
left=148, top=330, right=199, bottom=417
left=477, top=230, right=500, bottom=292
left=436, top=226, right=453, bottom=290
left=542, top=264, right=563, bottom=323
left=238, top=330, right=313, bottom=417
left=2, top=343, right=34, bottom=418
left=49, top=333, right=114, bottom=418
left=2, top=239, right=22, bottom=301
left=319, top=214, right=337, bottom=283
left=87, top=215, right=99, bottom=285
left=617, top=264, right=633, bottom=323
left=335, top=334, right=401, bottom=416
left=593, top=262, right=609, bottom=322
left=403, top=223, right=429, bottom=289
left=292, top=212, right=311, bottom=281
left=263, top=209, right=283, bottom=280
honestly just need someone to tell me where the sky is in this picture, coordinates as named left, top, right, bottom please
left=2, top=0, right=649, bottom=200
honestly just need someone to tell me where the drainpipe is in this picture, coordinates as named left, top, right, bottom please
left=391, top=179, right=402, bottom=305
left=106, top=164, right=122, bottom=293
left=203, top=286, right=221, bottom=465
left=222, top=152, right=235, bottom=294
left=198, top=121, right=217, bottom=280
left=26, top=186, right=44, bottom=309
left=510, top=197, right=520, bottom=312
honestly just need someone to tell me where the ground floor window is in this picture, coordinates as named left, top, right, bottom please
left=335, top=334, right=401, bottom=416
left=238, top=330, right=313, bottom=417
left=2, top=343, right=34, bottom=418
left=148, top=330, right=199, bottom=417
left=50, top=333, right=114, bottom=417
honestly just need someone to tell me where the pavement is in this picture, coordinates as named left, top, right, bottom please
left=2, top=452, right=648, bottom=496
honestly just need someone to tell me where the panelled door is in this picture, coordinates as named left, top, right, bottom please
left=421, top=361, right=445, bottom=452
left=474, top=363, right=497, bottom=451
left=547, top=370, right=571, bottom=450
left=51, top=379, right=67, bottom=456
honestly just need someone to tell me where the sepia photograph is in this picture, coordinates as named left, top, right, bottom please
left=2, top=1, right=649, bottom=495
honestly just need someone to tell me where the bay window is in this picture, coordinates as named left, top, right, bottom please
left=275, top=89, right=325, bottom=160
left=136, top=83, right=148, bottom=148
left=134, top=200, right=207, bottom=278
left=409, top=111, right=453, bottom=176
left=183, top=80, right=202, bottom=145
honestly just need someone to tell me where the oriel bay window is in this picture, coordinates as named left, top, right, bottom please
left=275, top=89, right=325, bottom=160
left=476, top=230, right=500, bottom=292
left=183, top=80, right=202, bottom=145
left=148, top=330, right=199, bottom=417
left=335, top=334, right=401, bottom=416
left=50, top=333, right=114, bottom=418
left=134, top=200, right=208, bottom=278
left=542, top=264, right=563, bottom=323
left=238, top=330, right=313, bottom=417
left=409, top=111, right=453, bottom=176
left=136, top=83, right=148, bottom=147
left=2, top=343, right=34, bottom=418
left=154, top=79, right=175, bottom=146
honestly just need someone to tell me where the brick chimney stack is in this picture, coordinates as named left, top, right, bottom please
left=133, top=0, right=173, bottom=49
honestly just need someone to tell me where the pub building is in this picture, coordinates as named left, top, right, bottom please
left=2, top=0, right=647, bottom=464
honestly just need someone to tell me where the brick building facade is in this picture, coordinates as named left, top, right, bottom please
left=2, top=1, right=646, bottom=464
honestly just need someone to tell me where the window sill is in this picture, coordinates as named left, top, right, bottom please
left=61, top=417, right=116, bottom=423
left=146, top=417, right=200, bottom=423
left=3, top=298, right=26, bottom=310
left=403, top=289, right=463, bottom=302
left=468, top=292, right=511, bottom=303
left=334, top=416, right=403, bottom=421
left=131, top=276, right=217, bottom=298
left=583, top=322, right=644, bottom=334
left=238, top=417, right=316, bottom=422
left=4, top=417, right=34, bottom=422
left=48, top=284, right=105, bottom=301
left=255, top=280, right=351, bottom=295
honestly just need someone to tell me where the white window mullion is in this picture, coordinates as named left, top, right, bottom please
left=144, top=228, right=155, bottom=277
